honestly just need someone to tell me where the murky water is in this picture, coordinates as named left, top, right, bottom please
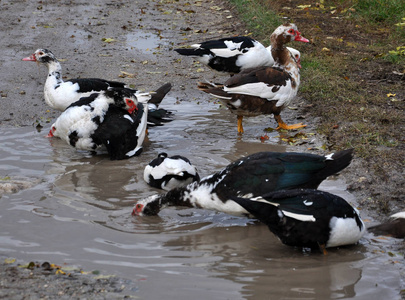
left=0, top=97, right=403, bottom=299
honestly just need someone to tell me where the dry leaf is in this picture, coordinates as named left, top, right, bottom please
left=4, top=258, right=16, bottom=264
left=297, top=5, right=311, bottom=9
left=101, top=38, right=115, bottom=43
left=119, top=71, right=136, bottom=78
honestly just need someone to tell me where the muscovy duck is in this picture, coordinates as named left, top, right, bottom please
left=175, top=36, right=301, bottom=74
left=144, top=152, right=200, bottom=191
left=22, top=49, right=173, bottom=127
left=230, top=189, right=365, bottom=253
left=368, top=212, right=405, bottom=238
left=132, top=149, right=353, bottom=216
left=47, top=87, right=150, bottom=160
left=197, top=23, right=309, bottom=133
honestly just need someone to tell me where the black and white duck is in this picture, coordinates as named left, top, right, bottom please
left=230, top=188, right=365, bottom=253
left=133, top=149, right=353, bottom=216
left=47, top=87, right=150, bottom=160
left=144, top=153, right=200, bottom=191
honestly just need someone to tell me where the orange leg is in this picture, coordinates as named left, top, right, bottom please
left=319, top=243, right=328, bottom=255
left=237, top=115, right=244, bottom=133
left=274, top=115, right=307, bottom=130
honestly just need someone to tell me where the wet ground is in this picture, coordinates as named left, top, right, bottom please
left=0, top=0, right=404, bottom=299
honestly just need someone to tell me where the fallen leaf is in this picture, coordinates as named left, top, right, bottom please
left=210, top=6, right=222, bottom=11
left=55, top=269, right=66, bottom=275
left=4, top=258, right=16, bottom=264
left=387, top=93, right=396, bottom=97
left=260, top=134, right=269, bottom=142
left=346, top=42, right=357, bottom=48
left=119, top=71, right=136, bottom=78
left=101, top=38, right=116, bottom=43
left=297, top=5, right=311, bottom=9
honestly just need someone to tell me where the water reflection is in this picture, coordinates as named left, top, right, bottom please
left=158, top=223, right=369, bottom=299
left=0, top=104, right=403, bottom=299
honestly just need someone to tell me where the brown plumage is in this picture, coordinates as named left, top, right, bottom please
left=197, top=23, right=309, bottom=133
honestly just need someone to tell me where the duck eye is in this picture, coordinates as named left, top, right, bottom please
left=52, top=126, right=56, bottom=132
left=39, top=51, right=44, bottom=56
left=126, top=98, right=137, bottom=109
left=288, top=29, right=295, bottom=34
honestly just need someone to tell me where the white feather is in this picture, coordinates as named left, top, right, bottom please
left=390, top=212, right=405, bottom=220
left=327, top=217, right=365, bottom=248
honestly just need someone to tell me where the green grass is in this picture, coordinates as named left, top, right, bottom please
left=343, top=0, right=405, bottom=39
left=228, top=0, right=405, bottom=210
left=227, top=0, right=281, bottom=39
left=351, top=0, right=405, bottom=25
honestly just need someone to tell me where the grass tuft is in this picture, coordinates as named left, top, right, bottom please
left=351, top=0, right=405, bottom=25
left=228, top=0, right=281, bottom=39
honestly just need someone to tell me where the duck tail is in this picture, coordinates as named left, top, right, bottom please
left=150, top=83, right=172, bottom=106
left=322, top=148, right=354, bottom=177
left=197, top=81, right=230, bottom=99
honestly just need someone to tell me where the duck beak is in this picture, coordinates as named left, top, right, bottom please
left=295, top=34, right=309, bottom=43
left=128, top=105, right=138, bottom=114
left=46, top=129, right=54, bottom=137
left=132, top=204, right=144, bottom=216
left=22, top=54, right=37, bottom=62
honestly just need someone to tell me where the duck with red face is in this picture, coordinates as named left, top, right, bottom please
left=48, top=87, right=150, bottom=160
left=197, top=23, right=309, bottom=133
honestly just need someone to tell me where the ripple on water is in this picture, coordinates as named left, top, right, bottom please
left=0, top=106, right=403, bottom=299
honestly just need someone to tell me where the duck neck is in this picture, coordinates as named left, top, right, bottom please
left=160, top=186, right=194, bottom=208
left=45, top=60, right=63, bottom=86
left=270, top=35, right=290, bottom=67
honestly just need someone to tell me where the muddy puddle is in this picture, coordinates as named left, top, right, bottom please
left=0, top=97, right=403, bottom=299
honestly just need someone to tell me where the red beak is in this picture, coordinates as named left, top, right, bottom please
left=128, top=105, right=138, bottom=114
left=46, top=129, right=54, bottom=137
left=22, top=54, right=37, bottom=62
left=295, top=35, right=310, bottom=43
left=132, top=204, right=143, bottom=216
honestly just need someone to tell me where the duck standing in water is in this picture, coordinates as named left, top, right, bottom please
left=230, top=189, right=365, bottom=254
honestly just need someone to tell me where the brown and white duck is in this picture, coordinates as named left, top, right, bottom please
left=368, top=212, right=405, bottom=239
left=197, top=23, right=309, bottom=133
